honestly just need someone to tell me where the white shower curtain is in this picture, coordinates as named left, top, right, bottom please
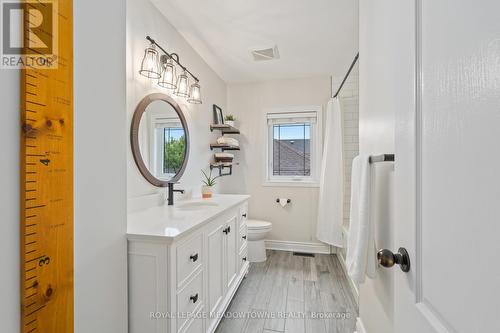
left=316, top=98, right=344, bottom=247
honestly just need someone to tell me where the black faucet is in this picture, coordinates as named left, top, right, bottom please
left=167, top=182, right=185, bottom=206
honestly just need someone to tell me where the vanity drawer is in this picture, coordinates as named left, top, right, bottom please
left=177, top=271, right=204, bottom=332
left=239, top=223, right=247, bottom=252
left=176, top=233, right=203, bottom=287
left=239, top=203, right=248, bottom=226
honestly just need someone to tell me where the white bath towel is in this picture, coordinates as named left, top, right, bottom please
left=316, top=98, right=344, bottom=247
left=216, top=136, right=239, bottom=147
left=346, top=155, right=377, bottom=284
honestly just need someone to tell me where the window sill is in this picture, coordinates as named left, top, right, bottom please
left=262, top=180, right=320, bottom=188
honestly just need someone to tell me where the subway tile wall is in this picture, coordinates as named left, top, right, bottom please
left=332, top=67, right=359, bottom=231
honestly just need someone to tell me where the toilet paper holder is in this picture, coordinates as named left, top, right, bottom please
left=276, top=198, right=291, bottom=204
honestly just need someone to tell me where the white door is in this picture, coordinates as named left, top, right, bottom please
left=224, top=216, right=238, bottom=291
left=394, top=0, right=500, bottom=332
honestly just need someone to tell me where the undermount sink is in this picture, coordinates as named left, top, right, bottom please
left=176, top=200, right=219, bottom=211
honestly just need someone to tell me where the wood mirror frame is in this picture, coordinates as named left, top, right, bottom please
left=130, top=93, right=190, bottom=187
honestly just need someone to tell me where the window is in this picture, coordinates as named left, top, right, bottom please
left=266, top=108, right=322, bottom=186
left=152, top=117, right=185, bottom=179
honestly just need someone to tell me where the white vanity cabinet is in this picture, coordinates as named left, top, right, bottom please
left=127, top=195, right=250, bottom=333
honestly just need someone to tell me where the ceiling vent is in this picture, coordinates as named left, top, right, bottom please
left=251, top=45, right=280, bottom=61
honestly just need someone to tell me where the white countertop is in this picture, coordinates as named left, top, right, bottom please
left=127, top=194, right=250, bottom=242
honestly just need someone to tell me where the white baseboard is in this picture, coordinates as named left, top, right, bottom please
left=356, top=317, right=367, bottom=333
left=265, top=240, right=331, bottom=254
left=337, top=251, right=359, bottom=301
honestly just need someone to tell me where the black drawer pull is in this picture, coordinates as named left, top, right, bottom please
left=223, top=226, right=231, bottom=234
left=242, top=235, right=247, bottom=240
left=242, top=213, right=247, bottom=218
left=190, top=293, right=199, bottom=303
left=242, top=257, right=247, bottom=261
left=189, top=253, right=198, bottom=262
left=223, top=227, right=228, bottom=234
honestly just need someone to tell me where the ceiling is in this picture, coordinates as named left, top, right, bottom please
left=151, top=0, right=358, bottom=83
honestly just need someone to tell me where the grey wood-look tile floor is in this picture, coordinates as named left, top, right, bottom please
left=216, top=250, right=358, bottom=333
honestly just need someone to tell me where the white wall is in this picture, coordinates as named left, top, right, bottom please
left=0, top=47, right=20, bottom=333
left=127, top=0, right=227, bottom=204
left=357, top=0, right=398, bottom=331
left=74, top=0, right=127, bottom=332
left=221, top=77, right=330, bottom=245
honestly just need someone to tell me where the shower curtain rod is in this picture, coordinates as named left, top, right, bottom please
left=333, top=52, right=359, bottom=98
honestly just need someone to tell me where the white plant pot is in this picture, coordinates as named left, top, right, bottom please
left=202, top=185, right=214, bottom=199
left=225, top=120, right=235, bottom=127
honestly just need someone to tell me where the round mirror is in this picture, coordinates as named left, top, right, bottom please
left=131, top=93, right=190, bottom=187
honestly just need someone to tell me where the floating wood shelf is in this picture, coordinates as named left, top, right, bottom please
left=210, top=124, right=240, bottom=134
left=210, top=143, right=240, bottom=151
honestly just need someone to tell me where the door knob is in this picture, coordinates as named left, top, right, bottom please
left=377, top=248, right=410, bottom=272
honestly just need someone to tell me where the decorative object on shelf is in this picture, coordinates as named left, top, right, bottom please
left=201, top=169, right=219, bottom=198
left=213, top=104, right=224, bottom=124
left=139, top=36, right=202, bottom=104
left=224, top=114, right=236, bottom=127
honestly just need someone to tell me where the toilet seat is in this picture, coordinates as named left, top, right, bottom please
left=247, top=220, right=272, bottom=230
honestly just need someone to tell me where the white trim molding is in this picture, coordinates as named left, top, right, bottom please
left=356, top=317, right=367, bottom=333
left=265, top=240, right=332, bottom=254
left=337, top=250, right=359, bottom=301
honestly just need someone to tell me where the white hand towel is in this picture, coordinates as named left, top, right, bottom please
left=346, top=155, right=377, bottom=284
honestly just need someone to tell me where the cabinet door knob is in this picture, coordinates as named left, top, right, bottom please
left=189, top=253, right=198, bottom=262
left=190, top=293, right=199, bottom=303
left=242, top=257, right=247, bottom=261
left=242, top=235, right=247, bottom=240
left=242, top=213, right=247, bottom=218
left=223, top=227, right=228, bottom=234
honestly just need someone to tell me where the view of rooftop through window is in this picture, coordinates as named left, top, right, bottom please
left=273, top=123, right=311, bottom=176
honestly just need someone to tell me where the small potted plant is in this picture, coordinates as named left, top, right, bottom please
left=201, top=169, right=219, bottom=199
left=224, top=114, right=236, bottom=127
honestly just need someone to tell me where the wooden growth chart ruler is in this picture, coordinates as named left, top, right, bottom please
left=20, top=0, right=73, bottom=332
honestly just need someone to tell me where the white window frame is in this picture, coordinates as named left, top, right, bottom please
left=263, top=106, right=322, bottom=187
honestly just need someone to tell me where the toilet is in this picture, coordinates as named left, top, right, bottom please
left=246, top=219, right=272, bottom=262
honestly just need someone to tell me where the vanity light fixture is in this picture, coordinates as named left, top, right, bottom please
left=175, top=70, right=190, bottom=98
left=158, top=56, right=177, bottom=90
left=142, top=36, right=202, bottom=104
left=139, top=43, right=161, bottom=79
left=187, top=81, right=202, bottom=104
